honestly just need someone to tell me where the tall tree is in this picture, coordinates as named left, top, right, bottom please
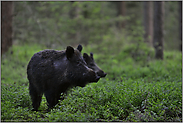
left=143, top=1, right=153, bottom=47
left=68, top=2, right=81, bottom=45
left=179, top=1, right=182, bottom=51
left=1, top=1, right=13, bottom=55
left=117, top=1, right=126, bottom=28
left=153, top=1, right=164, bottom=60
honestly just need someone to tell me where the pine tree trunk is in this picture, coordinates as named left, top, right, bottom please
left=116, top=1, right=126, bottom=29
left=119, top=1, right=126, bottom=28
left=143, top=1, right=153, bottom=47
left=153, top=1, right=164, bottom=60
left=1, top=1, right=13, bottom=55
left=179, top=1, right=182, bottom=51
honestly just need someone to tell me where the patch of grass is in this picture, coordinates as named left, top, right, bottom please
left=1, top=44, right=182, bottom=122
left=1, top=44, right=46, bottom=85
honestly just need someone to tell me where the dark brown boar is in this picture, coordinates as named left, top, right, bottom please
left=83, top=52, right=107, bottom=78
left=27, top=45, right=100, bottom=111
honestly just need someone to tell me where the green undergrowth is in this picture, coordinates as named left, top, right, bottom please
left=1, top=44, right=182, bottom=122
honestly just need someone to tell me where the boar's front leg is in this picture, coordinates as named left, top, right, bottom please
left=44, top=89, right=61, bottom=110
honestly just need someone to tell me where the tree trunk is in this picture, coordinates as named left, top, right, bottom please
left=179, top=1, right=182, bottom=51
left=1, top=1, right=13, bottom=55
left=69, top=2, right=81, bottom=45
left=75, top=2, right=81, bottom=43
left=153, top=1, right=164, bottom=60
left=117, top=1, right=126, bottom=28
left=143, top=1, right=153, bottom=47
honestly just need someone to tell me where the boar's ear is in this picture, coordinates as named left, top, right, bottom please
left=66, top=46, right=74, bottom=59
left=83, top=53, right=90, bottom=62
left=77, top=44, right=82, bottom=52
left=90, top=52, right=94, bottom=60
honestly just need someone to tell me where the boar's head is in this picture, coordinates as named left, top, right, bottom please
left=83, top=52, right=107, bottom=78
left=65, top=45, right=100, bottom=87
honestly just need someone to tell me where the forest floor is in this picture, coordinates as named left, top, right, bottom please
left=1, top=44, right=182, bottom=122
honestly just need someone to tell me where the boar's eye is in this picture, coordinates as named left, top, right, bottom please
left=76, top=60, right=83, bottom=66
left=76, top=61, right=80, bottom=64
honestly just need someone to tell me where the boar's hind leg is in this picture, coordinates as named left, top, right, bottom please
left=44, top=90, right=60, bottom=109
left=29, top=83, right=43, bottom=111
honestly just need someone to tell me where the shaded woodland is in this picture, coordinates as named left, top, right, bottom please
left=2, top=1, right=182, bottom=56
left=1, top=1, right=182, bottom=122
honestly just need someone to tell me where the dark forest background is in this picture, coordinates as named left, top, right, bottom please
left=1, top=1, right=182, bottom=122
left=2, top=1, right=182, bottom=55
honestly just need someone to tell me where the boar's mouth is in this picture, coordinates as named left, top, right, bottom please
left=77, top=73, right=100, bottom=87
left=90, top=74, right=100, bottom=83
left=97, top=71, right=107, bottom=78
left=100, top=73, right=107, bottom=78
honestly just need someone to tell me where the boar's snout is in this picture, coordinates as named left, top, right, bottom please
left=97, top=70, right=107, bottom=78
left=88, top=69, right=100, bottom=83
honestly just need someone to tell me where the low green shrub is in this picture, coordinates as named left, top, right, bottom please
left=1, top=44, right=182, bottom=122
